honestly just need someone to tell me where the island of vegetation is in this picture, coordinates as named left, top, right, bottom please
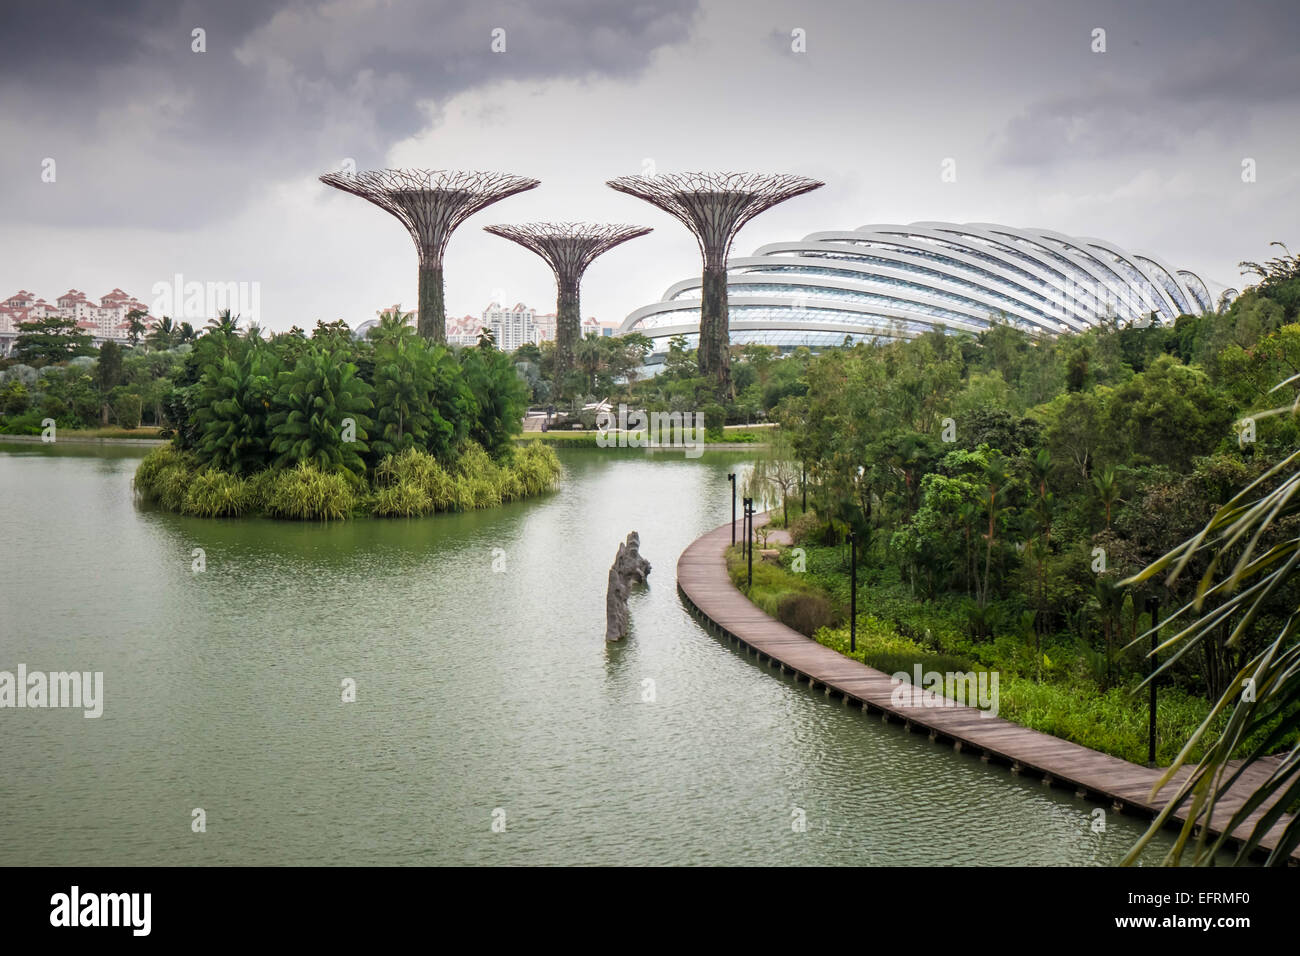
left=120, top=312, right=562, bottom=519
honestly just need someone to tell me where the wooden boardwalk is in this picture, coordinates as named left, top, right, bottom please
left=677, top=515, right=1298, bottom=863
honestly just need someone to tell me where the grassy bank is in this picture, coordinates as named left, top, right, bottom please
left=724, top=540, right=1235, bottom=765
left=0, top=425, right=165, bottom=440
left=134, top=441, right=563, bottom=520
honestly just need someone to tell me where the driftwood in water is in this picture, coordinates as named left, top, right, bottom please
left=605, top=531, right=651, bottom=642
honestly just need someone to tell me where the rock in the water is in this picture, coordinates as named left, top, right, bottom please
left=605, top=531, right=651, bottom=642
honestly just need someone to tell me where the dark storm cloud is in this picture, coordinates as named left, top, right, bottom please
left=991, top=0, right=1300, bottom=167
left=0, top=0, right=699, bottom=228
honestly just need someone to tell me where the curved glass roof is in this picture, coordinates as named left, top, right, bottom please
left=624, top=222, right=1223, bottom=349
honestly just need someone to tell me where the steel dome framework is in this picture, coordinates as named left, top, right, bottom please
left=622, top=222, right=1238, bottom=352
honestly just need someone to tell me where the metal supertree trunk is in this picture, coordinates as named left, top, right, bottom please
left=483, top=222, right=650, bottom=388
left=606, top=172, right=823, bottom=393
left=320, top=169, right=540, bottom=343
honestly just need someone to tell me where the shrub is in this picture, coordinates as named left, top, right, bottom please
left=370, top=480, right=433, bottom=517
left=0, top=408, right=47, bottom=435
left=114, top=393, right=143, bottom=429
left=262, top=462, right=356, bottom=521
left=788, top=510, right=822, bottom=545
left=777, top=591, right=836, bottom=637
left=134, top=446, right=198, bottom=500
left=510, top=441, right=563, bottom=497
left=702, top=402, right=726, bottom=438
left=154, top=465, right=194, bottom=512
left=182, top=469, right=252, bottom=517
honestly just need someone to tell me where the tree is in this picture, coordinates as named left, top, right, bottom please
left=192, top=347, right=281, bottom=473
left=94, top=341, right=124, bottom=424
left=206, top=309, right=241, bottom=336
left=147, top=316, right=178, bottom=350
left=457, top=345, right=528, bottom=457
left=1106, top=355, right=1234, bottom=472
left=269, top=347, right=374, bottom=475
left=126, top=309, right=149, bottom=347
left=371, top=335, right=453, bottom=459
left=1093, top=466, right=1121, bottom=532
left=14, top=317, right=94, bottom=364
left=663, top=335, right=695, bottom=379
left=1123, top=424, right=1300, bottom=864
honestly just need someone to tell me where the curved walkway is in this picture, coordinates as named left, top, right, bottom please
left=677, top=514, right=1297, bottom=863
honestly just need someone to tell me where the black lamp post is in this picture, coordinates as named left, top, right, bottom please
left=849, top=530, right=857, bottom=653
left=728, top=472, right=736, bottom=545
left=1145, top=594, right=1160, bottom=767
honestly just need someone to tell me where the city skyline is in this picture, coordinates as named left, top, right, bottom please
left=2, top=0, right=1296, bottom=335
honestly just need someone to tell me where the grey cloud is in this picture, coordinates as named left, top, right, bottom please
left=0, top=0, right=699, bottom=229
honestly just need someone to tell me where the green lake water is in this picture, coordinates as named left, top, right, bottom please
left=0, top=443, right=1183, bottom=864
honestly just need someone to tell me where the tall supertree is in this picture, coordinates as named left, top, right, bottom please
left=606, top=172, right=823, bottom=393
left=319, top=169, right=540, bottom=343
left=483, top=222, right=651, bottom=387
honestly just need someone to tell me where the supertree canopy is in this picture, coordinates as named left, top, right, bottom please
left=606, top=171, right=823, bottom=393
left=483, top=222, right=650, bottom=388
left=320, top=169, right=540, bottom=342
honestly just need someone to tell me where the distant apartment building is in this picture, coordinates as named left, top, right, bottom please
left=482, top=301, right=540, bottom=352
left=444, top=312, right=484, bottom=347
left=0, top=287, right=155, bottom=356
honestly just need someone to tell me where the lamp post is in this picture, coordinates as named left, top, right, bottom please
left=849, top=530, right=857, bottom=653
left=728, top=472, right=737, bottom=545
left=1145, top=595, right=1160, bottom=767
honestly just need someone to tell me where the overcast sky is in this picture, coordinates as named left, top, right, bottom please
left=3, top=0, right=1297, bottom=330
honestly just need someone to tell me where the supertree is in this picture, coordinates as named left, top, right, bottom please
left=319, top=169, right=540, bottom=343
left=483, top=222, right=651, bottom=387
left=606, top=172, right=823, bottom=393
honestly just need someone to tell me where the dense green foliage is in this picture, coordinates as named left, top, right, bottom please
left=719, top=248, right=1300, bottom=772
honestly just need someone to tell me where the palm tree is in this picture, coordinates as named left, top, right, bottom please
left=476, top=326, right=496, bottom=350
left=1123, top=382, right=1300, bottom=865
left=178, top=321, right=197, bottom=344
left=369, top=309, right=416, bottom=345
left=268, top=346, right=374, bottom=475
left=1093, top=466, right=1121, bottom=532
left=146, top=316, right=177, bottom=350
left=206, top=309, right=241, bottom=336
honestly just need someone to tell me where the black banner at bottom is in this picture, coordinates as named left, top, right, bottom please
left=0, top=864, right=1290, bottom=942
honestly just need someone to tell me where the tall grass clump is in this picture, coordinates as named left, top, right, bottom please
left=509, top=442, right=563, bottom=499
left=136, top=436, right=560, bottom=521
left=371, top=481, right=433, bottom=517
left=182, top=469, right=253, bottom=517
left=262, top=462, right=357, bottom=521
left=133, top=446, right=199, bottom=511
left=134, top=446, right=196, bottom=498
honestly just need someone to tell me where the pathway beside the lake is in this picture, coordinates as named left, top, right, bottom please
left=677, top=514, right=1298, bottom=863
